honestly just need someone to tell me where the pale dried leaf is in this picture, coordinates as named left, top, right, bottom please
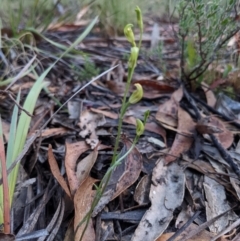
left=203, top=176, right=237, bottom=233
left=131, top=159, right=185, bottom=241
left=202, top=82, right=216, bottom=107
left=78, top=110, right=106, bottom=148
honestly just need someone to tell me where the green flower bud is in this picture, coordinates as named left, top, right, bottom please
left=135, top=6, right=143, bottom=32
left=124, top=24, right=136, bottom=47
left=136, top=119, right=145, bottom=136
left=129, top=83, right=143, bottom=104
left=128, top=46, right=139, bottom=69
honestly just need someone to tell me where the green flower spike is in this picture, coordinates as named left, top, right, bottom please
left=124, top=24, right=136, bottom=47
left=129, top=83, right=143, bottom=104
left=136, top=119, right=145, bottom=136
left=128, top=46, right=139, bottom=69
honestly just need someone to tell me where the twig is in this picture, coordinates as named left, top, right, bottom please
left=188, top=27, right=240, bottom=81
left=210, top=134, right=240, bottom=177
left=0, top=90, right=33, bottom=117
left=167, top=210, right=201, bottom=241
left=190, top=93, right=240, bottom=129
left=181, top=206, right=236, bottom=241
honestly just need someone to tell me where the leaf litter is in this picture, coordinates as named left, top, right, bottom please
left=2, top=6, right=240, bottom=241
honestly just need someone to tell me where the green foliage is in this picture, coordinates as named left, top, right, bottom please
left=0, top=0, right=81, bottom=33
left=0, top=16, right=98, bottom=226
left=177, top=0, right=239, bottom=83
left=79, top=58, right=100, bottom=81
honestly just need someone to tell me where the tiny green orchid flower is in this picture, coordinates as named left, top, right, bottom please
left=135, top=6, right=143, bottom=33
left=136, top=119, right=145, bottom=136
left=128, top=46, right=139, bottom=69
left=129, top=83, right=143, bottom=104
left=124, top=24, right=136, bottom=47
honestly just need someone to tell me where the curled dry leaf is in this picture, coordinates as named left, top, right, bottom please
left=201, top=82, right=217, bottom=107
left=156, top=87, right=183, bottom=128
left=78, top=109, right=106, bottom=149
left=196, top=117, right=223, bottom=135
left=65, top=141, right=89, bottom=195
left=165, top=107, right=196, bottom=164
left=198, top=116, right=233, bottom=149
left=74, top=177, right=97, bottom=241
left=134, top=175, right=151, bottom=205
left=76, top=148, right=98, bottom=186
left=131, top=159, right=185, bottom=241
left=92, top=135, right=142, bottom=217
left=48, top=145, right=71, bottom=198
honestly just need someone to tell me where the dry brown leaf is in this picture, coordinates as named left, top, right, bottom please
left=156, top=223, right=217, bottom=241
left=65, top=141, right=89, bottom=195
left=74, top=177, right=97, bottom=241
left=76, top=148, right=98, bottom=186
left=92, top=135, right=142, bottom=216
left=48, top=145, right=71, bottom=198
left=106, top=81, right=126, bottom=96
left=205, top=116, right=233, bottom=149
left=90, top=107, right=118, bottom=119
left=156, top=87, right=183, bottom=128
left=196, top=117, right=224, bottom=134
left=41, top=127, right=69, bottom=138
left=165, top=107, right=196, bottom=164
left=112, top=136, right=142, bottom=200
left=131, top=159, right=185, bottom=241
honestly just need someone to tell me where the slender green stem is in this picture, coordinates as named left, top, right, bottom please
left=77, top=10, right=144, bottom=240
left=138, top=31, right=142, bottom=49
left=112, top=67, right=135, bottom=165
left=77, top=137, right=139, bottom=241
